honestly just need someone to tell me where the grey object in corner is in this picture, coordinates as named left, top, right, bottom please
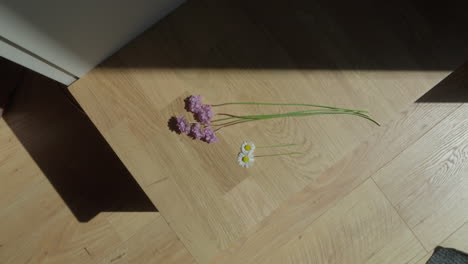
left=427, top=247, right=468, bottom=264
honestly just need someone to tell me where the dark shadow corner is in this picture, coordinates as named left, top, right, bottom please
left=1, top=57, right=157, bottom=222
left=96, top=0, right=468, bottom=72
left=416, top=61, right=468, bottom=103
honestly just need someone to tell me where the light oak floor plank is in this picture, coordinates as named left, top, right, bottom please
left=211, top=103, right=458, bottom=264
left=98, top=216, right=196, bottom=264
left=373, top=104, right=468, bottom=250
left=415, top=222, right=468, bottom=264
left=270, top=179, right=426, bottom=264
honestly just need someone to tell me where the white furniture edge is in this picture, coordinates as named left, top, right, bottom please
left=0, top=38, right=77, bottom=85
left=0, top=0, right=186, bottom=80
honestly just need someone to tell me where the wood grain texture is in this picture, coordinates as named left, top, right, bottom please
left=211, top=103, right=458, bottom=264
left=0, top=70, right=194, bottom=264
left=3, top=54, right=468, bottom=264
left=69, top=0, right=462, bottom=261
left=373, top=104, right=468, bottom=250
left=98, top=216, right=196, bottom=264
left=415, top=222, right=468, bottom=264
left=270, top=180, right=426, bottom=264
left=0, top=118, right=119, bottom=264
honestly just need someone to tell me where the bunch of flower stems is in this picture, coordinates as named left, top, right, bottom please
left=209, top=102, right=380, bottom=131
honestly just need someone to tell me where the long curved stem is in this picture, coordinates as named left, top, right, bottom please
left=212, top=110, right=379, bottom=131
left=213, top=119, right=254, bottom=131
left=211, top=102, right=369, bottom=113
left=255, top=152, right=304, bottom=157
left=211, top=108, right=365, bottom=123
left=257, top=144, right=298, bottom=148
left=217, top=111, right=380, bottom=126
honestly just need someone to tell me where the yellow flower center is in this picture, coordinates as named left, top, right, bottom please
left=242, top=156, right=250, bottom=162
left=244, top=145, right=252, bottom=151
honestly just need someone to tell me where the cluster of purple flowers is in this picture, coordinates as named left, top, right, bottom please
left=172, top=95, right=218, bottom=144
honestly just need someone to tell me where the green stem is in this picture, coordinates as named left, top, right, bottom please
left=211, top=119, right=256, bottom=127
left=218, top=111, right=380, bottom=126
left=211, top=117, right=237, bottom=123
left=211, top=102, right=369, bottom=113
left=255, top=152, right=304, bottom=157
left=348, top=112, right=381, bottom=126
left=213, top=119, right=254, bottom=131
left=257, top=144, right=298, bottom=148
left=212, top=110, right=379, bottom=129
left=211, top=108, right=365, bottom=123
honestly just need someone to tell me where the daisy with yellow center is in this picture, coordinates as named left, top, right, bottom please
left=238, top=152, right=255, bottom=168
left=241, top=141, right=256, bottom=154
left=237, top=141, right=304, bottom=168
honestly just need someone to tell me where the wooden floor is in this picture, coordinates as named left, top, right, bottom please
left=0, top=67, right=194, bottom=264
left=3, top=0, right=468, bottom=263
left=2, top=69, right=468, bottom=264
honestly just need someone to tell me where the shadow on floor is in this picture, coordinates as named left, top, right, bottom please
left=416, top=61, right=468, bottom=103
left=3, top=0, right=468, bottom=71
left=0, top=58, right=24, bottom=115
left=94, top=0, right=468, bottom=71
left=2, top=58, right=157, bottom=222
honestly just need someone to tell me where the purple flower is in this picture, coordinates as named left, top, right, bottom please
left=189, top=123, right=204, bottom=140
left=195, top=105, right=214, bottom=125
left=175, top=116, right=190, bottom=134
left=185, top=95, right=203, bottom=113
left=203, top=127, right=218, bottom=144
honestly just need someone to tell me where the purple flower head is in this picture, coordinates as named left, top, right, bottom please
left=195, top=105, right=214, bottom=125
left=203, top=127, right=218, bottom=144
left=189, top=123, right=204, bottom=140
left=175, top=116, right=190, bottom=134
left=185, top=95, right=203, bottom=113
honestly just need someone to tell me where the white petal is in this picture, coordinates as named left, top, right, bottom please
left=241, top=141, right=256, bottom=154
left=237, top=152, right=254, bottom=168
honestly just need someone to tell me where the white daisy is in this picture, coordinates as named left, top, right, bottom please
left=237, top=152, right=255, bottom=168
left=240, top=141, right=256, bottom=154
